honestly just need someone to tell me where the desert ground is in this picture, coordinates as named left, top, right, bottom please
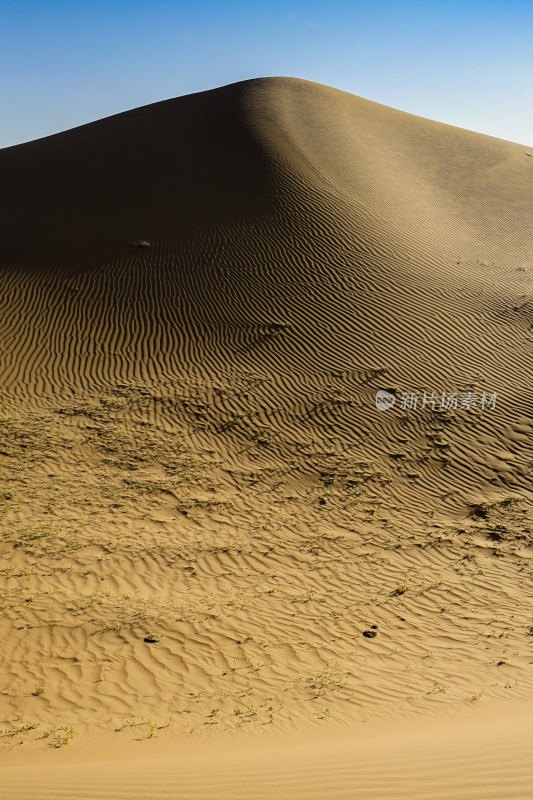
left=1, top=77, right=532, bottom=798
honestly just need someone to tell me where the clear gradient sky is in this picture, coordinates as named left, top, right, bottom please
left=2, top=0, right=532, bottom=148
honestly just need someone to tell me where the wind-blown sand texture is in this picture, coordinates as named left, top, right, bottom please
left=1, top=77, right=532, bottom=798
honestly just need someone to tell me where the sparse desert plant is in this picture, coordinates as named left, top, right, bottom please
left=470, top=501, right=492, bottom=518
left=2, top=715, right=40, bottom=737
left=501, top=495, right=520, bottom=507
left=390, top=583, right=409, bottom=597
left=142, top=717, right=157, bottom=737
left=331, top=386, right=354, bottom=404
left=117, top=717, right=137, bottom=731
left=43, top=725, right=75, bottom=747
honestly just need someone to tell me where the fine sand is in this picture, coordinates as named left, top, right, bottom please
left=1, top=77, right=532, bottom=798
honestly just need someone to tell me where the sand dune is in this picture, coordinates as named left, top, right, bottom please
left=4, top=701, right=533, bottom=799
left=0, top=77, right=532, bottom=797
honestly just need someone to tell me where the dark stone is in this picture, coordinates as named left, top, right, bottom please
left=362, top=630, right=377, bottom=638
left=144, top=634, right=160, bottom=643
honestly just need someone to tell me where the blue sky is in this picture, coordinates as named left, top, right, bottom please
left=2, top=1, right=532, bottom=147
